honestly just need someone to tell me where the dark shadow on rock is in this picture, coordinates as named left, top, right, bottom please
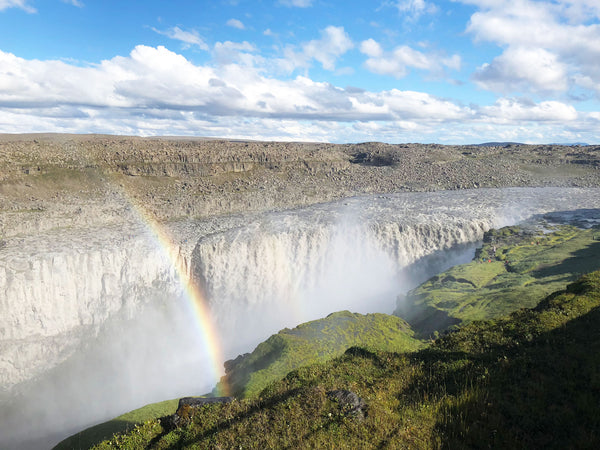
left=327, top=390, right=367, bottom=421
left=349, top=151, right=397, bottom=167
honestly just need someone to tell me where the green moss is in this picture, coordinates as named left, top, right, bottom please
left=216, top=311, right=424, bottom=398
left=400, top=224, right=600, bottom=335
left=53, top=399, right=179, bottom=450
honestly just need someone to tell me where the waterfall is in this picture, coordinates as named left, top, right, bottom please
left=0, top=225, right=181, bottom=387
left=192, top=210, right=494, bottom=355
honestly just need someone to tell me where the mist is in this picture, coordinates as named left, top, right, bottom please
left=2, top=187, right=600, bottom=449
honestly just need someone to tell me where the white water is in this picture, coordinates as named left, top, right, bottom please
left=1, top=187, right=600, bottom=449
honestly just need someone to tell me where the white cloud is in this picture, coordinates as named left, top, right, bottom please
left=212, top=41, right=258, bottom=66
left=443, top=54, right=462, bottom=71
left=394, top=0, right=438, bottom=20
left=558, top=0, right=600, bottom=22
left=278, top=0, right=313, bottom=7
left=151, top=26, right=209, bottom=50
left=459, top=0, right=600, bottom=95
left=226, top=18, right=245, bottom=30
left=0, top=45, right=468, bottom=125
left=62, top=0, right=83, bottom=7
left=279, top=26, right=353, bottom=72
left=360, top=39, right=383, bottom=58
left=0, top=0, right=35, bottom=13
left=360, top=38, right=461, bottom=78
left=473, top=47, right=568, bottom=93
left=0, top=45, right=598, bottom=144
left=480, top=97, right=578, bottom=122
left=302, top=26, right=354, bottom=71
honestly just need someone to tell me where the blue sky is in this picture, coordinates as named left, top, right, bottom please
left=0, top=0, right=599, bottom=144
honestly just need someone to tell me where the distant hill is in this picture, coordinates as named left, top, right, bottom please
left=549, top=142, right=590, bottom=146
left=473, top=141, right=590, bottom=147
left=472, top=142, right=524, bottom=147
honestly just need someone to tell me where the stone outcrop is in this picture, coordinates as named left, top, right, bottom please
left=327, top=389, right=367, bottom=420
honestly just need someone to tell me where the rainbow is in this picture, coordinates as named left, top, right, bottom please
left=122, top=192, right=230, bottom=397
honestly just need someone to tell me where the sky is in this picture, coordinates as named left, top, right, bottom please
left=0, top=0, right=599, bottom=144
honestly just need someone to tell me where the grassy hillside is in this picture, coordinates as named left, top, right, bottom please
left=216, top=310, right=424, bottom=398
left=55, top=311, right=422, bottom=449
left=90, top=271, right=600, bottom=448
left=54, top=399, right=180, bottom=450
left=397, top=224, right=600, bottom=336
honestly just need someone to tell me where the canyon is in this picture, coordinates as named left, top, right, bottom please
left=1, top=134, right=600, bottom=449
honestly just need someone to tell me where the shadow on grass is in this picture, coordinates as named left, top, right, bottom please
left=159, top=388, right=303, bottom=450
left=404, top=303, right=600, bottom=448
left=531, top=238, right=600, bottom=281
left=54, top=420, right=136, bottom=450
left=344, top=346, right=386, bottom=368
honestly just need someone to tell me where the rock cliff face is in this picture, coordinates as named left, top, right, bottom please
left=0, top=224, right=183, bottom=386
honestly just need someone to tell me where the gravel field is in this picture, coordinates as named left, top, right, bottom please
left=1, top=134, right=599, bottom=238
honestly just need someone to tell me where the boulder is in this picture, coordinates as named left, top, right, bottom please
left=327, top=389, right=367, bottom=421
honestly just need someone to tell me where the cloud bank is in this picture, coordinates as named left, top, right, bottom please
left=461, top=0, right=600, bottom=96
left=1, top=41, right=595, bottom=143
left=1, top=2, right=600, bottom=143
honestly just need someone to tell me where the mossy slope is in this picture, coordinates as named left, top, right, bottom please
left=54, top=399, right=179, bottom=450
left=56, top=311, right=421, bottom=449
left=91, top=271, right=600, bottom=449
left=216, top=310, right=424, bottom=398
left=398, top=224, right=600, bottom=335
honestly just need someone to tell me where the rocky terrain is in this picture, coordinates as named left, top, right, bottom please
left=1, top=134, right=599, bottom=238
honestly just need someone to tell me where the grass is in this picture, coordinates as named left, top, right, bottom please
left=90, top=270, right=600, bottom=449
left=56, top=312, right=422, bottom=449
left=216, top=310, right=424, bottom=398
left=54, top=399, right=179, bottom=450
left=399, top=224, right=600, bottom=335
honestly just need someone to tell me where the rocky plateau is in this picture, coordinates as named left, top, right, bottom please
left=1, top=134, right=599, bottom=239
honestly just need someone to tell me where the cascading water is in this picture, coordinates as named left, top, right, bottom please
left=191, top=201, right=496, bottom=356
left=1, top=187, right=600, bottom=449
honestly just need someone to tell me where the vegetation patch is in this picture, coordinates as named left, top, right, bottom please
left=397, top=223, right=600, bottom=336
left=54, top=399, right=179, bottom=450
left=215, top=310, right=424, bottom=398
left=91, top=271, right=600, bottom=449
